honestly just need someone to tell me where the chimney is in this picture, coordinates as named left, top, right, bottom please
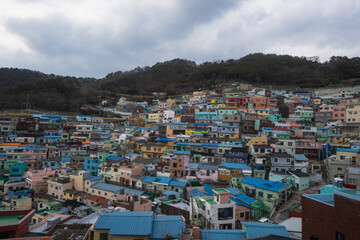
left=192, top=227, right=201, bottom=239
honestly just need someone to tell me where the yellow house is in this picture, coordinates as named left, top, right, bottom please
left=346, top=103, right=360, bottom=123
left=245, top=134, right=268, bottom=148
left=185, top=128, right=196, bottom=135
left=11, top=196, right=32, bottom=210
left=70, top=171, right=91, bottom=191
left=148, top=113, right=162, bottom=123
left=218, top=164, right=252, bottom=182
left=141, top=143, right=168, bottom=159
left=63, top=189, right=87, bottom=203
left=217, top=131, right=239, bottom=139
left=328, top=134, right=345, bottom=144
left=254, top=109, right=270, bottom=116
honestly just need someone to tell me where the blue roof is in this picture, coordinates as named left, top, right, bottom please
left=151, top=215, right=185, bottom=239
left=106, top=156, right=124, bottom=161
left=201, top=230, right=246, bottom=240
left=94, top=212, right=153, bottom=235
left=337, top=148, right=360, bottom=153
left=141, top=176, right=157, bottom=183
left=241, top=177, right=286, bottom=192
left=202, top=143, right=219, bottom=147
left=226, top=187, right=242, bottom=196
left=155, top=137, right=176, bottom=142
left=219, top=163, right=251, bottom=170
left=242, top=222, right=290, bottom=238
left=186, top=163, right=199, bottom=169
left=290, top=154, right=309, bottom=161
left=161, top=190, right=181, bottom=198
left=229, top=196, right=250, bottom=208
left=174, top=151, right=191, bottom=155
left=90, top=182, right=144, bottom=195
left=87, top=176, right=102, bottom=182
left=61, top=157, right=71, bottom=162
left=189, top=189, right=209, bottom=197
left=203, top=185, right=214, bottom=196
left=198, top=164, right=218, bottom=170
left=218, top=131, right=235, bottom=134
left=234, top=192, right=256, bottom=206
left=169, top=179, right=188, bottom=188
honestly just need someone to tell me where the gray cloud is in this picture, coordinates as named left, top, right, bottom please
left=0, top=0, right=359, bottom=77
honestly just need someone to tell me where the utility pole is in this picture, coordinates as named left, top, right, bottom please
left=284, top=170, right=288, bottom=219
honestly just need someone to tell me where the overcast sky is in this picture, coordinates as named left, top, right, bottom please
left=0, top=0, right=359, bottom=78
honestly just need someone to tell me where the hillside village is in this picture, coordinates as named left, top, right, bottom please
left=0, top=82, right=359, bottom=239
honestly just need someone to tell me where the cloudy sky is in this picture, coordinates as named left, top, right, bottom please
left=0, top=0, right=359, bottom=78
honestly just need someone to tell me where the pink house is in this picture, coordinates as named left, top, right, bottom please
left=47, top=177, right=73, bottom=200
left=333, top=103, right=347, bottom=121
left=47, top=147, right=62, bottom=159
left=318, top=104, right=334, bottom=112
left=25, top=146, right=47, bottom=160
left=26, top=168, right=67, bottom=194
left=114, top=192, right=152, bottom=212
left=186, top=164, right=218, bottom=182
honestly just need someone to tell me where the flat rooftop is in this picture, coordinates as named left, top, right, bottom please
left=0, top=215, right=24, bottom=225
left=214, top=189, right=228, bottom=194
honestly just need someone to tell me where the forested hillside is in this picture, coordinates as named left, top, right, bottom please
left=0, top=54, right=359, bottom=111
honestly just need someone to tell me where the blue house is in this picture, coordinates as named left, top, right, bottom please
left=76, top=115, right=92, bottom=122
left=242, top=222, right=291, bottom=239
left=9, top=162, right=26, bottom=177
left=92, top=212, right=185, bottom=239
left=42, top=161, right=60, bottom=169
left=84, top=157, right=101, bottom=176
left=268, top=152, right=294, bottom=173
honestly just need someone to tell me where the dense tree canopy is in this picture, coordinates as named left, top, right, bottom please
left=0, top=54, right=359, bottom=111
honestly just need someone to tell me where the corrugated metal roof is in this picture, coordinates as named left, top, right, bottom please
left=198, top=164, right=218, bottom=170
left=201, top=230, right=246, bottom=240
left=94, top=212, right=153, bottom=236
left=226, top=187, right=242, bottom=196
left=90, top=182, right=144, bottom=196
left=290, top=154, right=309, bottom=161
left=234, top=193, right=256, bottom=206
left=94, top=212, right=184, bottom=238
left=151, top=215, right=185, bottom=239
left=242, top=222, right=291, bottom=238
left=241, top=177, right=286, bottom=192
left=219, top=163, right=251, bottom=170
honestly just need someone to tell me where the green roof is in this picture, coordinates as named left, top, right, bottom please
left=35, top=209, right=60, bottom=216
left=206, top=199, right=217, bottom=205
left=214, top=189, right=228, bottom=193
left=251, top=201, right=264, bottom=208
left=0, top=215, right=24, bottom=225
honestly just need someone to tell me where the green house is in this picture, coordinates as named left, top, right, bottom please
left=239, top=176, right=292, bottom=214
left=268, top=114, right=282, bottom=122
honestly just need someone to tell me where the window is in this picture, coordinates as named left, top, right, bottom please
left=274, top=158, right=278, bottom=162
left=99, top=233, right=108, bottom=240
left=267, top=194, right=273, bottom=200
left=336, top=232, right=345, bottom=240
left=348, top=178, right=356, bottom=184
left=286, top=158, right=291, bottom=163
left=258, top=192, right=263, bottom=198
left=218, top=207, right=233, bottom=220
